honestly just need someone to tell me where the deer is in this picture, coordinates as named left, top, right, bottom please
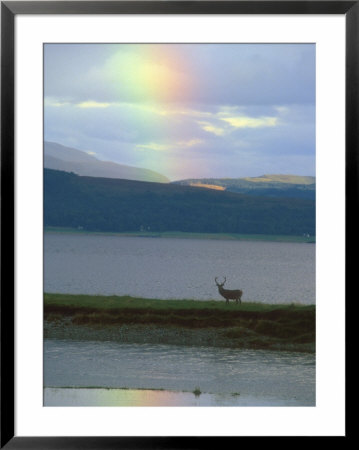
left=215, top=277, right=243, bottom=305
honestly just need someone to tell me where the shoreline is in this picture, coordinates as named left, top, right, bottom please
left=44, top=294, right=315, bottom=353
left=44, top=318, right=315, bottom=353
left=44, top=227, right=315, bottom=244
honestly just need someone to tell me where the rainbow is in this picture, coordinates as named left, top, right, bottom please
left=108, top=44, right=194, bottom=103
left=44, top=387, right=202, bottom=406
left=105, top=44, right=202, bottom=180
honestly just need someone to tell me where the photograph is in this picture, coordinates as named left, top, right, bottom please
left=43, top=42, right=316, bottom=407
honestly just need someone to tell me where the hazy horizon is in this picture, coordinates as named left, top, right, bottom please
left=45, top=139, right=316, bottom=184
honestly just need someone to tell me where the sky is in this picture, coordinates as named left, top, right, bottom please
left=44, top=43, right=315, bottom=181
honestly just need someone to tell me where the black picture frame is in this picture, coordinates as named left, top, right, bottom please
left=1, top=1, right=355, bottom=447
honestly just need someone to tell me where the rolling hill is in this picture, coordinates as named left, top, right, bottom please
left=174, top=175, right=316, bottom=200
left=44, top=141, right=170, bottom=183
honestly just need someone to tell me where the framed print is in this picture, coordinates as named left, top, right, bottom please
left=1, top=0, right=355, bottom=446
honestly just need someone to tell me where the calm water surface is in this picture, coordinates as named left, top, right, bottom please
left=44, top=233, right=315, bottom=406
left=44, top=387, right=273, bottom=407
left=44, top=233, right=315, bottom=304
left=44, top=339, right=315, bottom=406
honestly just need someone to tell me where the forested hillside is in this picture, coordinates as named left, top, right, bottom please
left=44, top=169, right=315, bottom=236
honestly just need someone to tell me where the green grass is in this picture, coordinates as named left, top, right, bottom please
left=44, top=227, right=315, bottom=243
left=44, top=293, right=315, bottom=351
left=44, top=292, right=314, bottom=313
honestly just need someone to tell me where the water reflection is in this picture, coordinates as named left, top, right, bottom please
left=44, top=340, right=315, bottom=406
left=44, top=387, right=299, bottom=407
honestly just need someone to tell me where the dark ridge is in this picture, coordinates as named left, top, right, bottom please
left=44, top=168, right=315, bottom=236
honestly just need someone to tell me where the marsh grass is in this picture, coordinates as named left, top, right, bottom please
left=44, top=293, right=314, bottom=313
left=44, top=293, right=315, bottom=350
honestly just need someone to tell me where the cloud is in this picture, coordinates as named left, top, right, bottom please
left=136, top=139, right=203, bottom=153
left=136, top=143, right=171, bottom=152
left=177, top=139, right=203, bottom=147
left=221, top=116, right=278, bottom=129
left=44, top=43, right=315, bottom=106
left=44, top=98, right=70, bottom=107
left=198, top=121, right=226, bottom=136
left=196, top=108, right=280, bottom=136
left=76, top=101, right=111, bottom=109
left=44, top=43, right=315, bottom=180
left=44, top=99, right=315, bottom=179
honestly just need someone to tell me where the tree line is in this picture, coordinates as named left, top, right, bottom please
left=44, top=169, right=315, bottom=236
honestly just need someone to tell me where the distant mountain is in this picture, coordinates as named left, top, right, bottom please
left=44, top=141, right=170, bottom=183
left=44, top=168, right=315, bottom=236
left=174, top=175, right=316, bottom=200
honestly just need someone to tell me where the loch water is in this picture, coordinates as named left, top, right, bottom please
left=44, top=232, right=315, bottom=407
left=44, top=339, right=315, bottom=406
left=44, top=233, right=315, bottom=304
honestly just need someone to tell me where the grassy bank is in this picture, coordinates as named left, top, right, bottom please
left=45, top=227, right=315, bottom=243
left=44, top=294, right=315, bottom=352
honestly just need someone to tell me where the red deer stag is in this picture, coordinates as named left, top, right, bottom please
left=215, top=277, right=243, bottom=305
